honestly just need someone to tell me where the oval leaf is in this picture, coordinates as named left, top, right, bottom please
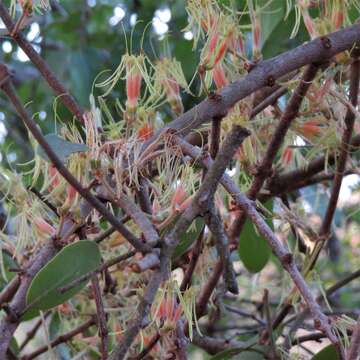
left=312, top=344, right=339, bottom=360
left=174, top=217, right=204, bottom=259
left=37, top=134, right=88, bottom=163
left=26, top=240, right=101, bottom=311
left=238, top=200, right=273, bottom=273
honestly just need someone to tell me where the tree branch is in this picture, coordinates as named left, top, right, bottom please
left=0, top=3, right=85, bottom=124
left=229, top=63, right=319, bottom=242
left=144, top=24, right=360, bottom=147
left=21, top=316, right=96, bottom=360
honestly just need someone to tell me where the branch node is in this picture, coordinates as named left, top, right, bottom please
left=266, top=75, right=276, bottom=87
left=320, top=36, right=332, bottom=49
left=281, top=253, right=293, bottom=265
left=314, top=318, right=322, bottom=330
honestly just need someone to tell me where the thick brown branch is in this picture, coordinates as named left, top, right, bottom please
left=144, top=24, right=360, bottom=148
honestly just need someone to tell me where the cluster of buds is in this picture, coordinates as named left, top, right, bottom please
left=296, top=118, right=323, bottom=141
left=156, top=293, right=183, bottom=335
left=96, top=54, right=153, bottom=125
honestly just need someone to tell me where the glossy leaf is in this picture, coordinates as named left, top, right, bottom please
left=238, top=200, right=273, bottom=273
left=311, top=344, right=339, bottom=360
left=0, top=251, right=18, bottom=291
left=173, top=217, right=204, bottom=258
left=36, top=134, right=88, bottom=163
left=26, top=240, right=101, bottom=312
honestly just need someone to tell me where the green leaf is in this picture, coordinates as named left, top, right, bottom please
left=311, top=344, right=339, bottom=360
left=25, top=241, right=101, bottom=312
left=36, top=134, right=88, bottom=163
left=0, top=251, right=18, bottom=291
left=238, top=200, right=273, bottom=273
left=173, top=217, right=204, bottom=258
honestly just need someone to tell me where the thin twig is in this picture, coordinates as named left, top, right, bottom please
left=209, top=116, right=222, bottom=159
left=0, top=3, right=84, bottom=124
left=180, top=227, right=204, bottom=292
left=0, top=275, right=21, bottom=308
left=91, top=276, right=108, bottom=359
left=319, top=49, right=360, bottom=237
left=347, top=316, right=360, bottom=360
left=21, top=317, right=96, bottom=360
left=130, top=332, right=161, bottom=360
left=18, top=311, right=51, bottom=351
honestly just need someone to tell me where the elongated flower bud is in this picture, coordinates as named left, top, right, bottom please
left=34, top=217, right=56, bottom=237
left=213, top=64, right=228, bottom=89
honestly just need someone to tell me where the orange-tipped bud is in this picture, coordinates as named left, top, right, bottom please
left=48, top=164, right=60, bottom=191
left=137, top=123, right=154, bottom=141
left=63, top=184, right=77, bottom=209
left=252, top=16, right=261, bottom=55
left=126, top=63, right=142, bottom=110
left=302, top=9, right=317, bottom=38
left=281, top=147, right=293, bottom=166
left=171, top=185, right=191, bottom=213
left=214, top=38, right=228, bottom=66
left=297, top=119, right=323, bottom=139
left=34, top=217, right=56, bottom=237
left=213, top=64, right=228, bottom=89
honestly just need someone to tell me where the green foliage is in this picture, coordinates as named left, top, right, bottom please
left=311, top=344, right=339, bottom=360
left=25, top=240, right=101, bottom=312
left=0, top=251, right=17, bottom=290
left=238, top=200, right=273, bottom=273
left=174, top=217, right=204, bottom=258
left=36, top=133, right=88, bottom=163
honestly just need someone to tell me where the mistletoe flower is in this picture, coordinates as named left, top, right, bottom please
left=296, top=118, right=323, bottom=140
left=332, top=1, right=345, bottom=30
left=171, top=185, right=192, bottom=213
left=96, top=54, right=153, bottom=123
left=34, top=217, right=56, bottom=237
left=298, top=0, right=318, bottom=39
left=281, top=146, right=293, bottom=166
left=213, top=63, right=228, bottom=89
left=157, top=293, right=183, bottom=334
left=154, top=58, right=190, bottom=116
